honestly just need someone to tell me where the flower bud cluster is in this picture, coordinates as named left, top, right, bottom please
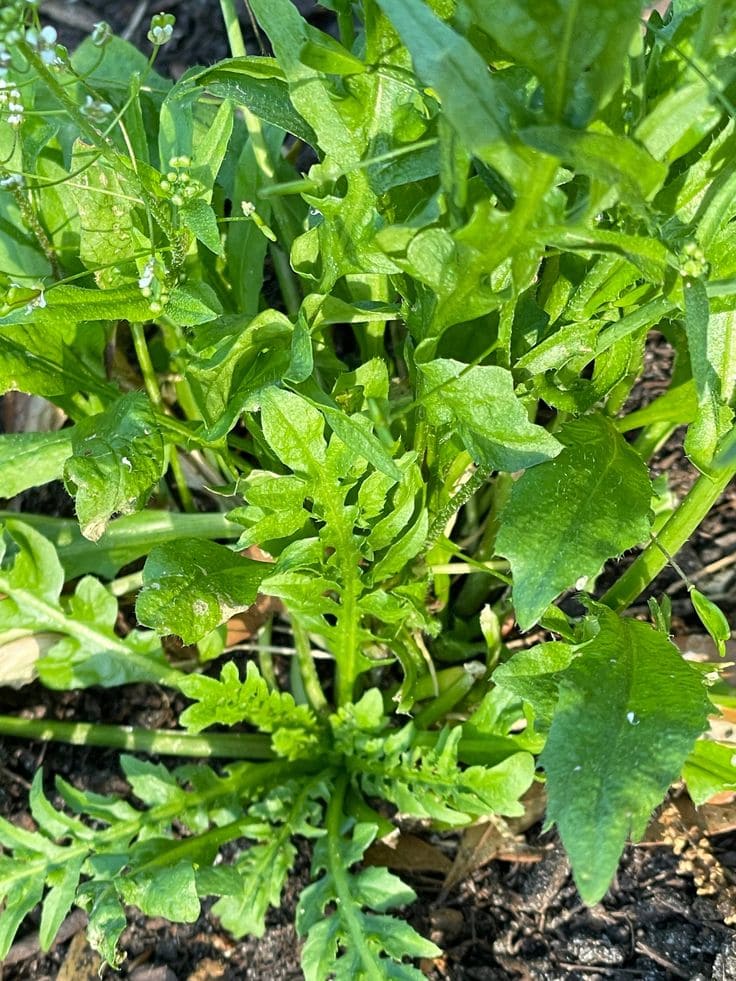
left=80, top=94, right=113, bottom=123
left=681, top=240, right=708, bottom=279
left=0, top=77, right=23, bottom=127
left=138, top=254, right=170, bottom=315
left=24, top=24, right=62, bottom=66
left=159, top=155, right=201, bottom=208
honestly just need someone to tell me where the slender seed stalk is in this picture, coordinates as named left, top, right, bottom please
left=292, top=617, right=329, bottom=712
left=602, top=429, right=736, bottom=612
left=0, top=714, right=274, bottom=759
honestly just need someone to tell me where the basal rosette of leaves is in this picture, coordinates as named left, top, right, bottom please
left=0, top=0, right=734, bottom=975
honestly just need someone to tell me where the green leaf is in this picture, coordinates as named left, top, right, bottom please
left=518, top=126, right=667, bottom=202
left=180, top=198, right=223, bottom=254
left=690, top=587, right=731, bottom=657
left=468, top=0, right=643, bottom=124
left=297, top=820, right=440, bottom=981
left=190, top=98, right=234, bottom=198
left=136, top=539, right=271, bottom=644
left=260, top=387, right=327, bottom=477
left=418, top=359, right=562, bottom=471
left=120, top=861, right=200, bottom=922
left=197, top=58, right=318, bottom=146
left=492, top=642, right=576, bottom=730
left=0, top=430, right=72, bottom=498
left=63, top=393, right=165, bottom=542
left=374, top=0, right=518, bottom=181
left=682, top=740, right=736, bottom=806
left=179, top=660, right=319, bottom=750
left=683, top=279, right=735, bottom=469
left=39, top=854, right=85, bottom=951
left=70, top=142, right=141, bottom=288
left=496, top=414, right=652, bottom=629
left=541, top=607, right=711, bottom=903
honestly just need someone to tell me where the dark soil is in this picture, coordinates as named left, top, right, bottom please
left=1, top=3, right=735, bottom=979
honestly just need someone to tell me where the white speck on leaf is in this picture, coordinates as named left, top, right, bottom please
left=193, top=599, right=208, bottom=617
left=626, top=711, right=639, bottom=725
left=121, top=456, right=132, bottom=469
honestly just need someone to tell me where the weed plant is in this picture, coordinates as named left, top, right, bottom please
left=0, top=0, right=734, bottom=976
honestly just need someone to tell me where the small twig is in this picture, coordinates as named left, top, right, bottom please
left=121, top=0, right=150, bottom=42
left=666, top=550, right=736, bottom=594
left=635, top=940, right=690, bottom=978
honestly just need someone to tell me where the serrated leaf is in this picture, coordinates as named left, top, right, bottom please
left=418, top=359, right=561, bottom=471
left=179, top=660, right=319, bottom=744
left=137, top=539, right=270, bottom=644
left=496, top=414, right=652, bottom=629
left=541, top=607, right=711, bottom=903
left=64, top=392, right=165, bottom=541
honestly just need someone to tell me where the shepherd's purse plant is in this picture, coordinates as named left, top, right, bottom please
left=0, top=0, right=735, bottom=976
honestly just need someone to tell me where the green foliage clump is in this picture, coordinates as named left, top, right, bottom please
left=0, top=0, right=735, bottom=976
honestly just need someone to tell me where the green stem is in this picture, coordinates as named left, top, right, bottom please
left=425, top=465, right=492, bottom=551
left=130, top=322, right=162, bottom=407
left=0, top=715, right=274, bottom=759
left=602, top=429, right=736, bottom=612
left=326, top=773, right=385, bottom=981
left=292, top=617, right=329, bottom=712
left=220, top=0, right=247, bottom=57
left=413, top=662, right=486, bottom=729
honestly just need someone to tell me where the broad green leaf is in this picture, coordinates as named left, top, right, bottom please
left=197, top=58, right=318, bottom=146
left=374, top=0, right=519, bottom=183
left=0, top=430, right=72, bottom=498
left=418, top=359, right=561, bottom=472
left=682, top=740, right=736, bottom=806
left=492, top=642, right=576, bottom=730
left=260, top=387, right=327, bottom=476
left=518, top=126, right=666, bottom=202
left=683, top=280, right=735, bottom=469
left=63, top=393, right=165, bottom=542
left=70, top=142, right=141, bottom=288
left=541, top=607, right=711, bottom=903
left=180, top=198, right=222, bottom=255
left=468, top=0, right=643, bottom=124
left=136, top=539, right=271, bottom=644
left=690, top=587, right=731, bottom=657
left=496, top=414, right=652, bottom=629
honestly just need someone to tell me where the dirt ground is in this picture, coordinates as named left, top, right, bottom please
left=1, top=2, right=735, bottom=978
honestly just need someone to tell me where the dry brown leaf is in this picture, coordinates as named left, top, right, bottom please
left=56, top=931, right=101, bottom=981
left=443, top=782, right=547, bottom=891
left=0, top=632, right=59, bottom=688
left=364, top=833, right=452, bottom=874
